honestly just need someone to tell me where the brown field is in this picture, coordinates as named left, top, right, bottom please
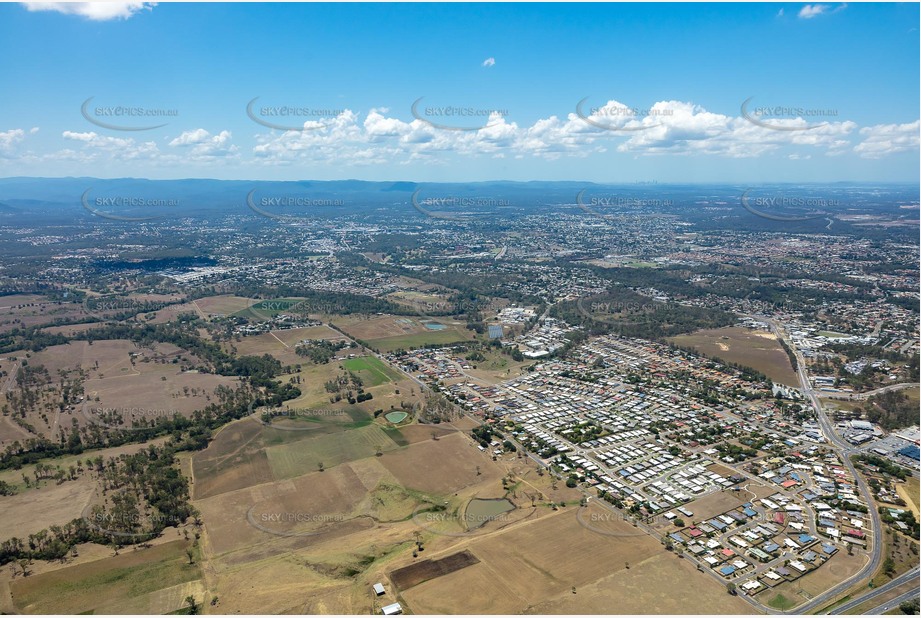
left=39, top=322, right=99, bottom=336
left=331, top=314, right=427, bottom=340
left=330, top=313, right=475, bottom=351
left=393, top=423, right=456, bottom=444
left=669, top=326, right=799, bottom=386
left=532, top=550, right=757, bottom=614
left=196, top=459, right=383, bottom=557
left=399, top=503, right=754, bottom=614
left=21, top=339, right=236, bottom=438
left=0, top=294, right=87, bottom=332
left=0, top=475, right=95, bottom=541
left=896, top=480, right=920, bottom=518
left=681, top=481, right=771, bottom=522
left=191, top=418, right=276, bottom=499
left=463, top=349, right=530, bottom=383
left=378, top=432, right=496, bottom=494
left=228, top=325, right=345, bottom=357
left=273, top=324, right=345, bottom=346
left=190, top=422, right=532, bottom=614
left=191, top=294, right=253, bottom=316
left=0, top=410, right=33, bottom=447
left=390, top=549, right=479, bottom=590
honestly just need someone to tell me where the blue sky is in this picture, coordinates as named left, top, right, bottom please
left=0, top=1, right=918, bottom=182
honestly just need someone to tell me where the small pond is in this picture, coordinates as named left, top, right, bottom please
left=464, top=498, right=515, bottom=529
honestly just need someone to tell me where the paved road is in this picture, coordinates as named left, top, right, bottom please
left=863, top=589, right=920, bottom=615
left=828, top=382, right=920, bottom=401
left=757, top=316, right=886, bottom=615
left=828, top=566, right=920, bottom=614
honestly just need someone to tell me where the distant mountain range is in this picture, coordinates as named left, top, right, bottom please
left=0, top=177, right=916, bottom=228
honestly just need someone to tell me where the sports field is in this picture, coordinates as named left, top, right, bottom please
left=342, top=356, right=403, bottom=386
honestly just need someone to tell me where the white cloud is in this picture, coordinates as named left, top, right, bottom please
left=61, top=130, right=159, bottom=161
left=853, top=121, right=920, bottom=159
left=21, top=1, right=156, bottom=20
left=482, top=57, right=496, bottom=68
left=798, top=3, right=846, bottom=19
left=248, top=101, right=905, bottom=165
left=0, top=129, right=27, bottom=157
left=799, top=4, right=829, bottom=18
left=36, top=103, right=917, bottom=170
left=168, top=129, right=236, bottom=160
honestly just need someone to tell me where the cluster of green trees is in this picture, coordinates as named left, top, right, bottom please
left=856, top=391, right=919, bottom=430
left=0, top=321, right=299, bottom=470
left=855, top=454, right=910, bottom=481
left=471, top=424, right=500, bottom=448
left=295, top=339, right=351, bottom=364
left=0, top=443, right=196, bottom=566
left=552, top=290, right=736, bottom=341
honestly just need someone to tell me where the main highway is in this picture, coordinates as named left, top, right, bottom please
left=828, top=566, right=919, bottom=614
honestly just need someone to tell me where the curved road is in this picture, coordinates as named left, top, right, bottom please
left=757, top=316, right=887, bottom=615
left=838, top=382, right=920, bottom=401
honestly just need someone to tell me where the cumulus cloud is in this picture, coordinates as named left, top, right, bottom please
left=21, top=1, right=156, bottom=20
left=482, top=57, right=496, bottom=68
left=0, top=129, right=28, bottom=157
left=168, top=129, right=237, bottom=160
left=248, top=100, right=911, bottom=166
left=38, top=101, right=918, bottom=170
left=61, top=130, right=159, bottom=161
left=853, top=121, right=921, bottom=158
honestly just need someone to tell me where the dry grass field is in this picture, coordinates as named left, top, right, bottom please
left=0, top=475, right=96, bottom=541
left=398, top=503, right=756, bottom=614
left=669, top=326, right=799, bottom=386
left=678, top=481, right=773, bottom=523
left=9, top=540, right=203, bottom=614
left=330, top=313, right=475, bottom=351
left=21, top=339, right=237, bottom=438
left=191, top=294, right=253, bottom=317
